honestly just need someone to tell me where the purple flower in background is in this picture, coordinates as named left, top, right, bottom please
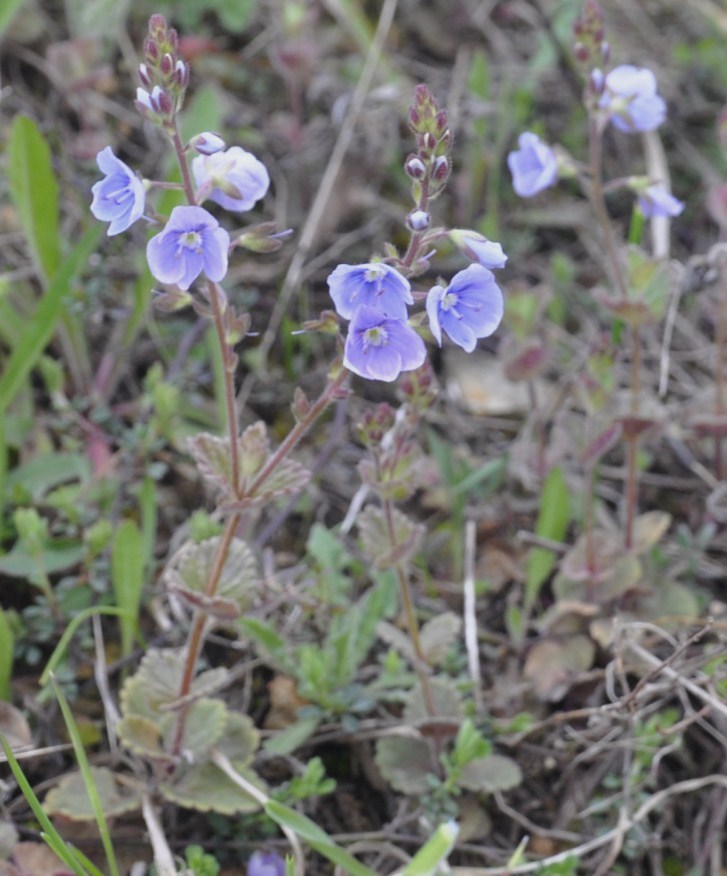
left=600, top=65, right=666, bottom=133
left=344, top=306, right=426, bottom=382
left=426, top=264, right=504, bottom=353
left=247, top=851, right=285, bottom=876
left=637, top=184, right=684, bottom=218
left=90, top=147, right=145, bottom=236
left=146, top=205, right=229, bottom=290
left=327, top=263, right=413, bottom=320
left=507, top=132, right=558, bottom=198
left=449, top=230, right=507, bottom=269
left=192, top=146, right=270, bottom=211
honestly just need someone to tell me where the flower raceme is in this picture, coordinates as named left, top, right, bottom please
left=90, top=147, right=146, bottom=236
left=192, top=146, right=270, bottom=212
left=507, top=132, right=559, bottom=198
left=426, top=264, right=504, bottom=353
left=599, top=65, right=666, bottom=133
left=146, top=205, right=230, bottom=290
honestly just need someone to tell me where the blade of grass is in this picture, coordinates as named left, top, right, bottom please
left=40, top=606, right=128, bottom=686
left=0, top=225, right=101, bottom=413
left=0, top=732, right=103, bottom=876
left=50, top=677, right=120, bottom=876
left=0, top=606, right=13, bottom=700
left=111, top=519, right=145, bottom=660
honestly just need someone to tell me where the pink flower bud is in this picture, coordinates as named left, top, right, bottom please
left=138, top=63, right=152, bottom=88
left=160, top=52, right=174, bottom=76
left=432, top=155, right=449, bottom=180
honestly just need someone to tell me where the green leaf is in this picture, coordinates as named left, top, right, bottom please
left=163, top=698, right=228, bottom=758
left=264, top=800, right=377, bottom=876
left=524, top=465, right=570, bottom=615
left=375, top=736, right=435, bottom=795
left=7, top=115, right=60, bottom=281
left=0, top=540, right=84, bottom=578
left=264, top=714, right=322, bottom=756
left=0, top=0, right=25, bottom=37
left=160, top=762, right=264, bottom=814
left=0, top=733, right=101, bottom=876
left=0, top=224, right=101, bottom=414
left=5, top=452, right=89, bottom=502
left=111, top=519, right=144, bottom=660
left=0, top=607, right=13, bottom=700
left=43, top=766, right=141, bottom=822
left=459, top=754, right=522, bottom=793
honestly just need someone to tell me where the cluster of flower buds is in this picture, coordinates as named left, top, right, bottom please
left=136, top=14, right=190, bottom=129
left=573, top=0, right=610, bottom=74
left=404, top=84, right=452, bottom=218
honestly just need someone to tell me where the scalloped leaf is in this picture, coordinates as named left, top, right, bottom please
left=375, top=735, right=436, bottom=795
left=420, top=612, right=462, bottom=665
left=159, top=762, right=264, bottom=814
left=117, top=714, right=165, bottom=759
left=459, top=754, right=522, bottom=793
left=404, top=678, right=464, bottom=725
left=216, top=711, right=260, bottom=765
left=187, top=433, right=234, bottom=496
left=121, top=649, right=229, bottom=720
left=43, top=767, right=141, bottom=820
left=161, top=698, right=228, bottom=758
left=357, top=505, right=424, bottom=570
left=164, top=537, right=258, bottom=616
left=524, top=636, right=595, bottom=702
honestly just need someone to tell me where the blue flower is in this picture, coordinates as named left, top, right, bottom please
left=637, top=184, right=684, bottom=218
left=507, top=132, right=558, bottom=198
left=192, top=146, right=270, bottom=212
left=426, top=264, right=504, bottom=353
left=146, top=205, right=229, bottom=290
left=90, top=147, right=145, bottom=236
left=247, top=851, right=285, bottom=876
left=327, top=263, right=413, bottom=320
left=600, top=65, right=666, bottom=133
left=344, top=306, right=426, bottom=382
left=449, top=230, right=507, bottom=269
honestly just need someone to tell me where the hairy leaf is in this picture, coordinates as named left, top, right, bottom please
left=43, top=768, right=141, bottom=820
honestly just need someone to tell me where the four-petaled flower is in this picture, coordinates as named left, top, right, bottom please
left=344, top=306, right=426, bottom=382
left=507, top=132, right=558, bottom=198
left=146, top=205, right=229, bottom=290
left=426, top=264, right=504, bottom=353
left=636, top=184, right=684, bottom=218
left=600, top=65, right=666, bottom=133
left=327, top=263, right=413, bottom=321
left=192, top=146, right=270, bottom=212
left=90, top=147, right=146, bottom=236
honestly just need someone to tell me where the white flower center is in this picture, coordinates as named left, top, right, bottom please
left=180, top=230, right=202, bottom=253
left=362, top=325, right=387, bottom=349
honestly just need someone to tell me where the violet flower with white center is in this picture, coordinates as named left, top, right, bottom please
left=247, top=851, right=285, bottom=876
left=636, top=183, right=684, bottom=218
left=449, top=229, right=507, bottom=269
left=426, top=264, right=504, bottom=353
left=192, top=146, right=270, bottom=212
left=507, top=132, right=559, bottom=198
left=344, top=306, right=426, bottom=382
left=327, top=263, right=413, bottom=320
left=600, top=65, right=666, bottom=133
left=146, top=205, right=229, bottom=290
left=90, top=147, right=146, bottom=236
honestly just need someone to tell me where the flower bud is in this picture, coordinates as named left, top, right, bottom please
left=190, top=132, right=226, bottom=155
left=138, top=63, right=152, bottom=88
left=431, top=155, right=449, bottom=180
left=407, top=209, right=430, bottom=231
left=174, top=59, right=189, bottom=87
left=144, top=37, right=159, bottom=62
left=405, top=155, right=426, bottom=179
left=160, top=52, right=174, bottom=76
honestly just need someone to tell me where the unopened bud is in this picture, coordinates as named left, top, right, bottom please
left=432, top=155, right=449, bottom=180
left=407, top=210, right=430, bottom=231
left=160, top=52, right=174, bottom=76
left=191, top=131, right=226, bottom=155
left=138, top=63, right=152, bottom=88
left=144, top=37, right=159, bottom=62
left=174, top=59, right=189, bottom=87
left=420, top=132, right=437, bottom=153
left=435, top=109, right=448, bottom=135
left=155, top=87, right=173, bottom=115
left=405, top=155, right=427, bottom=179
left=291, top=387, right=311, bottom=421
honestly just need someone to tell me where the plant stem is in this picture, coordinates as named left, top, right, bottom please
left=171, top=367, right=349, bottom=755
left=715, top=285, right=727, bottom=480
